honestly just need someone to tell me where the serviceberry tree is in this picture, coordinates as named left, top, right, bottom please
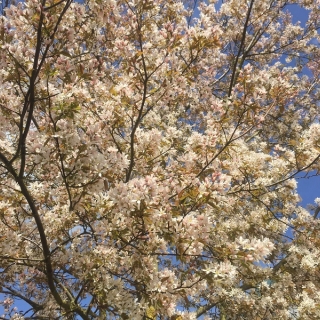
left=0, top=0, right=320, bottom=319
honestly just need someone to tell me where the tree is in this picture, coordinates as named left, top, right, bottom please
left=0, top=0, right=320, bottom=318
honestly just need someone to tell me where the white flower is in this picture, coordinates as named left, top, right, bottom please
left=314, top=197, right=320, bottom=206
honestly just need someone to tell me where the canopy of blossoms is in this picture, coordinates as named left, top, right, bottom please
left=0, top=0, right=320, bottom=319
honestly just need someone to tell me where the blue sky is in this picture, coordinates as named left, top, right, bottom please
left=297, top=172, right=320, bottom=208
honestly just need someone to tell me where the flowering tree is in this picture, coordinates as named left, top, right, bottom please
left=0, top=0, right=320, bottom=318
